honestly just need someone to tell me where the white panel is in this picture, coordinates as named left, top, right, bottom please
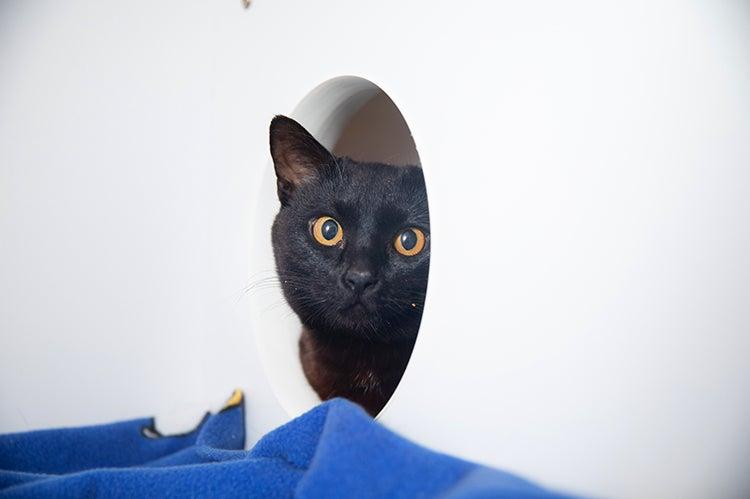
left=2, top=1, right=749, bottom=497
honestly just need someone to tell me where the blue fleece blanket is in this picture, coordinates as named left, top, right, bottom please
left=0, top=392, right=575, bottom=498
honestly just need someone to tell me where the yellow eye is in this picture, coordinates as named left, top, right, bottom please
left=394, top=228, right=426, bottom=256
left=312, top=216, right=343, bottom=246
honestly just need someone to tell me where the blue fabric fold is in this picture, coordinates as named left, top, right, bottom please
left=0, top=395, right=576, bottom=498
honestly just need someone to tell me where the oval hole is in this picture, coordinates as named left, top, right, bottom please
left=251, top=75, right=427, bottom=418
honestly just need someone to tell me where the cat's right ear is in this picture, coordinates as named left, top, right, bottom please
left=270, top=115, right=335, bottom=206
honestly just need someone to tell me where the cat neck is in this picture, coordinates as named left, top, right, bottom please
left=298, top=326, right=416, bottom=415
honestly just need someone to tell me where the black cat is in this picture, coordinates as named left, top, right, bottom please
left=269, top=115, right=430, bottom=415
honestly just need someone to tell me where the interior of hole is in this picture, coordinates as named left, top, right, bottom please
left=251, top=76, right=423, bottom=420
left=332, top=92, right=421, bottom=166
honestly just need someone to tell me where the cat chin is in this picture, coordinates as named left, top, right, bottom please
left=304, top=316, right=418, bottom=343
left=301, top=312, right=381, bottom=339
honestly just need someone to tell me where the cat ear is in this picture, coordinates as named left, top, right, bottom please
left=270, top=115, right=335, bottom=206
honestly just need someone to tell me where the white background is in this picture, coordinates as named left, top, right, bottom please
left=2, top=1, right=750, bottom=497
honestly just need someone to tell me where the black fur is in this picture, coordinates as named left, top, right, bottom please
left=269, top=115, right=430, bottom=414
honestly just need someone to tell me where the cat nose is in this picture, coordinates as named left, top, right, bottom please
left=343, top=268, right=378, bottom=294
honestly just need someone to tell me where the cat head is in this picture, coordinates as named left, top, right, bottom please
left=269, top=115, right=430, bottom=342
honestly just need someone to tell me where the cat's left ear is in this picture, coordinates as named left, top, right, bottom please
left=270, top=115, right=336, bottom=206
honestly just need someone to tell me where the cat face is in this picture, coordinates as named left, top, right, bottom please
left=270, top=116, right=429, bottom=341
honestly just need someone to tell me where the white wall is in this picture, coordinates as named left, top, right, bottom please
left=0, top=0, right=288, bottom=439
left=2, top=1, right=750, bottom=498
